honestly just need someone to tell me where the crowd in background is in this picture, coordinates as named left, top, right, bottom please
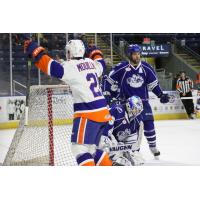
left=1, top=33, right=200, bottom=92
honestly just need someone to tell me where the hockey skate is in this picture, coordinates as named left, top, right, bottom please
left=189, top=113, right=196, bottom=119
left=150, top=147, right=160, bottom=160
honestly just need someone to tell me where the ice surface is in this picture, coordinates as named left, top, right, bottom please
left=0, top=119, right=200, bottom=165
left=0, top=129, right=15, bottom=164
left=141, top=119, right=200, bottom=166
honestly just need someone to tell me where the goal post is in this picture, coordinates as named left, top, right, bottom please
left=3, top=85, right=77, bottom=166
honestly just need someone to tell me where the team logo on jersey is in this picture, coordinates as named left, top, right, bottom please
left=116, top=106, right=123, bottom=113
left=111, top=84, right=118, bottom=92
left=117, top=128, right=131, bottom=141
left=127, top=74, right=144, bottom=88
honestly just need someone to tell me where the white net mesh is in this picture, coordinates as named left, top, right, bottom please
left=3, top=85, right=77, bottom=166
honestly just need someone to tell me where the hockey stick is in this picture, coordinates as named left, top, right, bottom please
left=137, top=120, right=143, bottom=148
left=140, top=97, right=197, bottom=101
left=146, top=94, right=199, bottom=101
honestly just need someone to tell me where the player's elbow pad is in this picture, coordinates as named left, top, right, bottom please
left=50, top=61, right=64, bottom=79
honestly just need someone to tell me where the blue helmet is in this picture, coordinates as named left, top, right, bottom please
left=127, top=44, right=141, bottom=56
left=126, top=96, right=143, bottom=118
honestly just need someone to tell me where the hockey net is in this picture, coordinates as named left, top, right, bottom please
left=3, top=85, right=77, bottom=166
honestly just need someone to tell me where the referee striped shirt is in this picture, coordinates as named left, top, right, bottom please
left=176, top=77, right=193, bottom=94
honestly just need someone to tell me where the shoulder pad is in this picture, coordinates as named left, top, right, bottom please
left=111, top=104, right=125, bottom=114
left=141, top=61, right=153, bottom=69
left=112, top=61, right=129, bottom=71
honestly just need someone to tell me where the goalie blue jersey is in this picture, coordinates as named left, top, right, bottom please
left=108, top=61, right=163, bottom=102
left=103, top=104, right=141, bottom=144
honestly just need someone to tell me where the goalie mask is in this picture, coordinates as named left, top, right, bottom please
left=65, top=39, right=85, bottom=59
left=125, top=96, right=143, bottom=118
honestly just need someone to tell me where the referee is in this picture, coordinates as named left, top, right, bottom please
left=176, top=71, right=195, bottom=119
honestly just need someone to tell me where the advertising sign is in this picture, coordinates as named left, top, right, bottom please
left=140, top=44, right=170, bottom=57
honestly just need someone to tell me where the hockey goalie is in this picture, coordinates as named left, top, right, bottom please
left=23, top=35, right=114, bottom=166
left=99, top=96, right=145, bottom=166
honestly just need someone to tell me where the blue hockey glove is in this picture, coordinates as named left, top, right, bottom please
left=159, top=93, right=170, bottom=104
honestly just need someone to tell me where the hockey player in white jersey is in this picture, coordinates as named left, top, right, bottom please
left=23, top=36, right=113, bottom=166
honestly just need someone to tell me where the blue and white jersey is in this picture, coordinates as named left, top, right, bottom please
left=103, top=104, right=141, bottom=144
left=101, top=75, right=120, bottom=104
left=108, top=60, right=163, bottom=102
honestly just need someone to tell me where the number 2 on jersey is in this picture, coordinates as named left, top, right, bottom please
left=86, top=73, right=101, bottom=97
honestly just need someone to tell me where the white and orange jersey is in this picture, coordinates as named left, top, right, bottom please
left=35, top=55, right=111, bottom=122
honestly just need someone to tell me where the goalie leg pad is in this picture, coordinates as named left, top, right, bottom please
left=94, top=149, right=112, bottom=166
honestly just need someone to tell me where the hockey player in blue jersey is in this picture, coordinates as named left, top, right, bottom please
left=99, top=96, right=145, bottom=166
left=105, top=44, right=170, bottom=158
left=101, top=74, right=120, bottom=104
